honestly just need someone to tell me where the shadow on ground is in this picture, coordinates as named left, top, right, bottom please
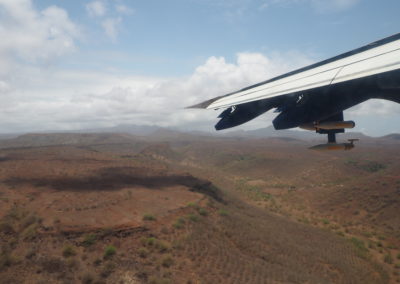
left=4, top=166, right=223, bottom=201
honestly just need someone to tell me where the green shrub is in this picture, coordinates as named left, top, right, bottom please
left=198, top=208, right=208, bottom=216
left=143, top=214, right=156, bottom=221
left=361, top=161, right=386, bottom=172
left=25, top=247, right=36, bottom=259
left=21, top=214, right=41, bottom=229
left=93, top=258, right=102, bottom=266
left=138, top=247, right=149, bottom=258
left=66, top=257, right=79, bottom=268
left=20, top=223, right=38, bottom=240
left=82, top=234, right=97, bottom=247
left=0, top=221, right=14, bottom=234
left=62, top=245, right=77, bottom=258
left=0, top=251, right=14, bottom=269
left=81, top=272, right=95, bottom=284
left=100, top=262, right=116, bottom=278
left=173, top=218, right=185, bottom=229
left=155, top=240, right=171, bottom=253
left=103, top=245, right=116, bottom=259
left=218, top=209, right=229, bottom=216
left=322, top=218, right=330, bottom=225
left=161, top=254, right=174, bottom=267
left=384, top=254, right=393, bottom=264
left=350, top=237, right=369, bottom=259
left=143, top=237, right=156, bottom=246
left=187, top=213, right=199, bottom=222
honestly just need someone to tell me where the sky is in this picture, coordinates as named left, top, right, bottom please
left=0, top=0, right=400, bottom=136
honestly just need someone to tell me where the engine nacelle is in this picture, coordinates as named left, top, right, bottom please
left=215, top=99, right=277, bottom=130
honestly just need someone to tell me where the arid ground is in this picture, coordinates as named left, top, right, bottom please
left=0, top=131, right=399, bottom=283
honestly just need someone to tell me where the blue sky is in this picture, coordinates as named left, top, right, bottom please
left=0, top=0, right=400, bottom=135
left=37, top=0, right=400, bottom=76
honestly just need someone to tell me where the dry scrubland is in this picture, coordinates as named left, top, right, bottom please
left=0, top=132, right=399, bottom=283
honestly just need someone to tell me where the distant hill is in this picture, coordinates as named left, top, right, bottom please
left=223, top=126, right=315, bottom=140
left=382, top=133, right=400, bottom=140
left=0, top=133, right=140, bottom=149
left=0, top=124, right=398, bottom=149
left=81, top=124, right=162, bottom=136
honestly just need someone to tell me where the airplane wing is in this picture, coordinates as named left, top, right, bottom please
left=189, top=33, right=400, bottom=113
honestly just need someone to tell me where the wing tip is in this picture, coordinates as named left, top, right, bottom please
left=186, top=96, right=224, bottom=109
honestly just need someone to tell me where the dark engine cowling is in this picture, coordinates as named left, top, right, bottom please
left=215, top=98, right=278, bottom=130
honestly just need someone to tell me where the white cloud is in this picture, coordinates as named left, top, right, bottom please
left=261, top=0, right=360, bottom=12
left=101, top=17, right=122, bottom=41
left=0, top=46, right=398, bottom=135
left=85, top=1, right=133, bottom=41
left=347, top=99, right=400, bottom=117
left=0, top=0, right=79, bottom=103
left=310, top=0, right=360, bottom=12
left=86, top=1, right=106, bottom=17
left=0, top=0, right=79, bottom=63
left=115, top=4, right=134, bottom=15
left=0, top=51, right=315, bottom=132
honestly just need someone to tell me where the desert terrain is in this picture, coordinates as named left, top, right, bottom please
left=0, top=129, right=399, bottom=283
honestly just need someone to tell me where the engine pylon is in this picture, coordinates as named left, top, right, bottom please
left=309, top=139, right=359, bottom=151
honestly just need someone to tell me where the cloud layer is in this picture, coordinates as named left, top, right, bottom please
left=0, top=0, right=398, bottom=136
left=0, top=50, right=313, bottom=132
left=85, top=0, right=133, bottom=41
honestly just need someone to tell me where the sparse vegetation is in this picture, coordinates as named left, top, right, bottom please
left=138, top=247, right=149, bottom=258
left=82, top=234, right=97, bottom=247
left=155, top=240, right=171, bottom=253
left=62, top=245, right=77, bottom=258
left=161, top=254, right=174, bottom=267
left=218, top=209, right=229, bottom=216
left=100, top=262, right=116, bottom=278
left=0, top=220, right=14, bottom=234
left=173, top=217, right=185, bottom=229
left=81, top=272, right=95, bottom=284
left=187, top=213, right=199, bottom=222
left=142, top=237, right=170, bottom=254
left=385, top=254, right=394, bottom=264
left=143, top=213, right=156, bottom=221
left=143, top=237, right=156, bottom=246
left=198, top=208, right=208, bottom=216
left=235, top=179, right=273, bottom=201
left=148, top=277, right=171, bottom=284
left=187, top=202, right=197, bottom=208
left=350, top=237, right=369, bottom=259
left=346, top=159, right=386, bottom=172
left=0, top=134, right=397, bottom=283
left=20, top=223, right=38, bottom=240
left=103, top=245, right=116, bottom=259
left=0, top=251, right=15, bottom=269
left=322, top=218, right=330, bottom=225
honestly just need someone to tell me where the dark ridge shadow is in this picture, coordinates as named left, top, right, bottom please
left=0, top=156, right=11, bottom=162
left=4, top=167, right=223, bottom=202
